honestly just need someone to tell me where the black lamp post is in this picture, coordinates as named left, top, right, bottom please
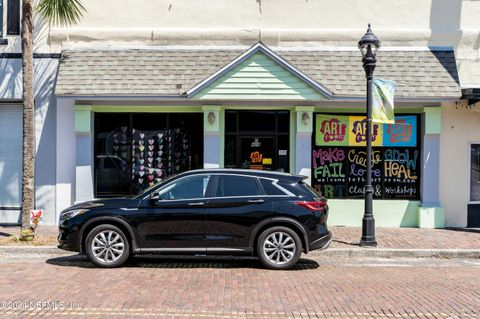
left=358, top=24, right=380, bottom=247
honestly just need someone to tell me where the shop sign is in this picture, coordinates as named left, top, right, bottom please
left=315, top=115, right=416, bottom=147
left=251, top=138, right=261, bottom=148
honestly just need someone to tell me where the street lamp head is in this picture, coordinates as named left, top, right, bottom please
left=358, top=24, right=381, bottom=59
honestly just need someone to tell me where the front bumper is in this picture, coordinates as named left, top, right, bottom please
left=57, top=223, right=82, bottom=252
left=309, top=231, right=332, bottom=251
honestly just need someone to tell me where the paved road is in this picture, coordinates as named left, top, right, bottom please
left=1, top=253, right=479, bottom=318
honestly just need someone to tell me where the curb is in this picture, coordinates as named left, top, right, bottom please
left=1, top=246, right=480, bottom=259
left=315, top=248, right=480, bottom=259
left=0, top=246, right=73, bottom=256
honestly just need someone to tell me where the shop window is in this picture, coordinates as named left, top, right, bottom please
left=224, top=110, right=289, bottom=172
left=94, top=113, right=203, bottom=198
left=311, top=114, right=421, bottom=200
left=470, top=144, right=480, bottom=201
left=7, top=0, right=20, bottom=35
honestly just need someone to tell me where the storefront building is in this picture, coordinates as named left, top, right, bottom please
left=50, top=42, right=461, bottom=227
left=2, top=0, right=479, bottom=227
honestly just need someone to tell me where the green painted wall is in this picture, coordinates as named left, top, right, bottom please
left=194, top=52, right=326, bottom=100
left=328, top=200, right=420, bottom=227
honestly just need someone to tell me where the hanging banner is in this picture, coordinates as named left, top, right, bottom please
left=372, top=78, right=396, bottom=124
left=315, top=114, right=416, bottom=147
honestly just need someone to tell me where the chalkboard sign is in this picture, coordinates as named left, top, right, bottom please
left=312, top=146, right=420, bottom=200
left=312, top=114, right=421, bottom=200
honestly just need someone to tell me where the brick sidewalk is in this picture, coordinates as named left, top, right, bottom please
left=1, top=225, right=479, bottom=250
left=330, top=226, right=480, bottom=249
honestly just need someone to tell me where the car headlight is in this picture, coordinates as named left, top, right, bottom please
left=60, top=209, right=86, bottom=222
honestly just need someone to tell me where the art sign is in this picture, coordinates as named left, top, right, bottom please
left=312, top=114, right=420, bottom=200
left=315, top=115, right=417, bottom=147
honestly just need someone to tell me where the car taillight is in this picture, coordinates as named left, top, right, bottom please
left=294, top=201, right=327, bottom=211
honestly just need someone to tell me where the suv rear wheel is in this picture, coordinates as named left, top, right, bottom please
left=85, top=224, right=130, bottom=268
left=256, top=226, right=302, bottom=270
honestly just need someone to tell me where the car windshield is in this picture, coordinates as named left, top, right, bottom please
left=133, top=174, right=179, bottom=199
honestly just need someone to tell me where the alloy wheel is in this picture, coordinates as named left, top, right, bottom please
left=91, top=230, right=125, bottom=264
left=263, top=231, right=296, bottom=265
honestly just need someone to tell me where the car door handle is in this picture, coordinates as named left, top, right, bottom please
left=248, top=199, right=265, bottom=204
left=188, top=202, right=205, bottom=206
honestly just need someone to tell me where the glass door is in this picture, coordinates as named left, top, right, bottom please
left=240, top=136, right=275, bottom=170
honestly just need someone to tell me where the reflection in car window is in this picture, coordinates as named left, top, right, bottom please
left=215, top=175, right=262, bottom=197
left=260, top=178, right=286, bottom=195
left=157, top=175, right=210, bottom=200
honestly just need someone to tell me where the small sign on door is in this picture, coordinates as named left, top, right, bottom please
left=278, top=150, right=287, bottom=156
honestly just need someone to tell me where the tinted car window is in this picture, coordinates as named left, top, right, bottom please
left=215, top=175, right=262, bottom=197
left=157, top=175, right=210, bottom=200
left=260, top=179, right=286, bottom=195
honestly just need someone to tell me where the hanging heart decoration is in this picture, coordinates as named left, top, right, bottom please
left=157, top=170, right=163, bottom=177
left=121, top=152, right=127, bottom=158
left=121, top=126, right=127, bottom=133
left=148, top=157, right=153, bottom=163
left=148, top=145, right=154, bottom=151
left=140, top=133, right=145, bottom=139
left=113, top=133, right=118, bottom=138
left=157, top=162, right=163, bottom=168
left=158, top=133, right=163, bottom=139
left=183, top=144, right=189, bottom=150
left=139, top=140, right=144, bottom=145
left=148, top=175, right=154, bottom=182
left=155, top=178, right=161, bottom=183
left=148, top=139, right=154, bottom=145
left=157, top=151, right=163, bottom=156
left=132, top=129, right=136, bottom=134
left=113, top=145, right=119, bottom=151
left=148, top=168, right=154, bottom=174
left=139, top=145, right=145, bottom=152
left=138, top=178, right=143, bottom=184
left=148, top=151, right=154, bottom=157
left=140, top=165, right=145, bottom=171
left=139, top=159, right=145, bottom=164
left=139, top=171, right=145, bottom=177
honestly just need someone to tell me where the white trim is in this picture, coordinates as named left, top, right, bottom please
left=60, top=44, right=453, bottom=53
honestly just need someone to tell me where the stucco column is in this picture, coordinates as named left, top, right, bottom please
left=55, top=98, right=76, bottom=223
left=295, top=106, right=314, bottom=185
left=203, top=105, right=222, bottom=168
left=74, top=105, right=94, bottom=203
left=418, top=106, right=444, bottom=228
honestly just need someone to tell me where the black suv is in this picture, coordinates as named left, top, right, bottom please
left=58, top=169, right=331, bottom=270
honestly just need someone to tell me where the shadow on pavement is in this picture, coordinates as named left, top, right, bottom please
left=45, top=254, right=320, bottom=270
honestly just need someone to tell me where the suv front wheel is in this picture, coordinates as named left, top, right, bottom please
left=85, top=224, right=130, bottom=268
left=256, top=226, right=302, bottom=270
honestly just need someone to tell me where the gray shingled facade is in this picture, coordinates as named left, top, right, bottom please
left=55, top=47, right=460, bottom=99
